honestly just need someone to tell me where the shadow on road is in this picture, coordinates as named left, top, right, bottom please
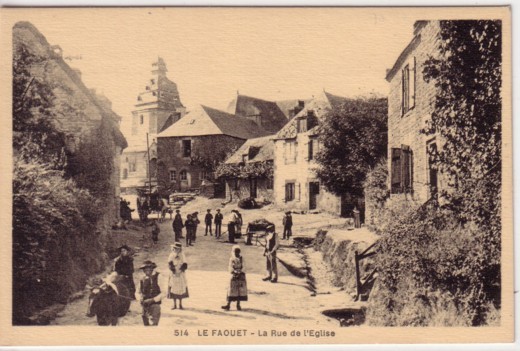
left=183, top=307, right=257, bottom=319
left=240, top=308, right=314, bottom=320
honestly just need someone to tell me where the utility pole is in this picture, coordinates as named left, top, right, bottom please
left=146, top=133, right=152, bottom=196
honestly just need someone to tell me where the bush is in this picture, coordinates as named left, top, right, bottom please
left=238, top=197, right=260, bottom=209
left=363, top=158, right=390, bottom=229
left=13, top=156, right=107, bottom=324
left=366, top=202, right=500, bottom=326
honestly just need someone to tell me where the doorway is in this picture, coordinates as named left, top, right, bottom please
left=309, top=182, right=320, bottom=210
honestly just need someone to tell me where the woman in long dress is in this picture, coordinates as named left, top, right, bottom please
left=221, top=245, right=247, bottom=311
left=167, top=242, right=189, bottom=309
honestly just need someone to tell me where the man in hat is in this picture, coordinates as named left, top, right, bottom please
left=204, top=209, right=213, bottom=236
left=113, top=244, right=135, bottom=298
left=262, top=225, right=279, bottom=283
left=282, top=211, right=293, bottom=240
left=136, top=260, right=162, bottom=326
left=172, top=210, right=184, bottom=242
left=214, top=209, right=223, bottom=239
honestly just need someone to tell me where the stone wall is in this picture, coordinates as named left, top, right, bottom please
left=157, top=134, right=246, bottom=191
left=225, top=177, right=274, bottom=202
left=387, top=21, right=441, bottom=203
left=314, top=228, right=379, bottom=296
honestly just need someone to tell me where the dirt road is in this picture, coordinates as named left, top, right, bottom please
left=52, top=197, right=348, bottom=328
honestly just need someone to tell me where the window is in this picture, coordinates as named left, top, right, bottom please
left=267, top=177, right=274, bottom=190
left=284, top=140, right=297, bottom=164
left=169, top=170, right=177, bottom=182
left=242, top=155, right=248, bottom=164
left=200, top=171, right=211, bottom=180
left=151, top=79, right=155, bottom=85
left=297, top=118, right=307, bottom=133
left=285, top=182, right=295, bottom=201
left=182, top=140, right=191, bottom=157
left=122, top=169, right=128, bottom=179
left=308, top=139, right=314, bottom=161
left=129, top=160, right=137, bottom=173
left=427, top=141, right=438, bottom=197
left=180, top=170, right=187, bottom=181
left=391, top=145, right=413, bottom=194
left=233, top=179, right=239, bottom=190
left=401, top=57, right=416, bottom=115
left=140, top=115, right=144, bottom=124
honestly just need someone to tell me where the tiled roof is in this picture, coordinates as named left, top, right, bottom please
left=228, top=95, right=289, bottom=133
left=157, top=105, right=270, bottom=140
left=225, top=135, right=275, bottom=164
left=274, top=91, right=350, bottom=140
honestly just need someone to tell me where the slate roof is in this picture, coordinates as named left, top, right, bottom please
left=274, top=91, right=350, bottom=140
left=227, top=95, right=289, bottom=133
left=157, top=105, right=270, bottom=140
left=225, top=135, right=275, bottom=164
left=275, top=98, right=313, bottom=119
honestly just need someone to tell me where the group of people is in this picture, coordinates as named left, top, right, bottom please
left=171, top=208, right=244, bottom=245
left=107, top=208, right=295, bottom=326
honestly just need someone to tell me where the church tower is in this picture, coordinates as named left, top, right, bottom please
left=130, top=57, right=186, bottom=145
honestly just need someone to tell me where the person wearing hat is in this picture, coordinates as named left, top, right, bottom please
left=214, top=209, right=223, bottom=239
left=222, top=245, right=247, bottom=311
left=184, top=214, right=195, bottom=246
left=172, top=209, right=184, bottom=242
left=282, top=211, right=293, bottom=240
left=204, top=209, right=213, bottom=236
left=113, top=244, right=135, bottom=298
left=191, top=212, right=200, bottom=243
left=263, top=226, right=279, bottom=283
left=136, top=260, right=162, bottom=326
left=167, top=243, right=189, bottom=310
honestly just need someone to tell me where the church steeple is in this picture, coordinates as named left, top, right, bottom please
left=130, top=58, right=186, bottom=140
left=151, top=57, right=168, bottom=77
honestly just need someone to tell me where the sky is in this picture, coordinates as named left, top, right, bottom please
left=6, top=8, right=419, bottom=137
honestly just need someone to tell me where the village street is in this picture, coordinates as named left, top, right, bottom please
left=51, top=196, right=355, bottom=329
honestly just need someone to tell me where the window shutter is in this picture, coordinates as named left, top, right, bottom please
left=401, top=145, right=412, bottom=192
left=409, top=57, right=416, bottom=109
left=391, top=148, right=402, bottom=193
left=308, top=139, right=314, bottom=161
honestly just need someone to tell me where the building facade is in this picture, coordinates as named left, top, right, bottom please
left=121, top=58, right=186, bottom=192
left=386, top=21, right=442, bottom=204
left=273, top=91, right=349, bottom=216
left=157, top=105, right=270, bottom=194
left=222, top=135, right=275, bottom=202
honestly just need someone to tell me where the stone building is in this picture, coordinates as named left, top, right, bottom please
left=13, top=22, right=128, bottom=223
left=120, top=58, right=186, bottom=192
left=156, top=105, right=270, bottom=193
left=222, top=135, right=275, bottom=202
left=226, top=94, right=297, bottom=134
left=386, top=21, right=443, bottom=203
left=273, top=91, right=351, bottom=216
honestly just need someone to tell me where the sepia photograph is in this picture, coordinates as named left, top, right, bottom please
left=0, top=5, right=513, bottom=346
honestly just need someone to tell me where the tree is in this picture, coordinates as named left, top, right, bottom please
left=422, top=20, right=502, bottom=323
left=315, top=97, right=387, bottom=197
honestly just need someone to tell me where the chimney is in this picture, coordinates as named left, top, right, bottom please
left=51, top=45, right=63, bottom=58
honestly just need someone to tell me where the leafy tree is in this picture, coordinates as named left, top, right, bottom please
left=422, top=20, right=502, bottom=321
left=315, top=97, right=387, bottom=197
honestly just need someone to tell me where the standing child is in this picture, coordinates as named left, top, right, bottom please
left=136, top=260, right=162, bottom=326
left=214, top=209, right=223, bottom=238
left=167, top=243, right=189, bottom=309
left=185, top=214, right=194, bottom=247
left=191, top=212, right=200, bottom=243
left=204, top=209, right=213, bottom=236
left=151, top=219, right=160, bottom=246
left=282, top=211, right=293, bottom=240
left=221, top=245, right=247, bottom=311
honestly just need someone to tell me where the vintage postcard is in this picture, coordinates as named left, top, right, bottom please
left=0, top=6, right=513, bottom=346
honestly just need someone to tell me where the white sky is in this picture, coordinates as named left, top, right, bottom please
left=10, top=8, right=418, bottom=137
